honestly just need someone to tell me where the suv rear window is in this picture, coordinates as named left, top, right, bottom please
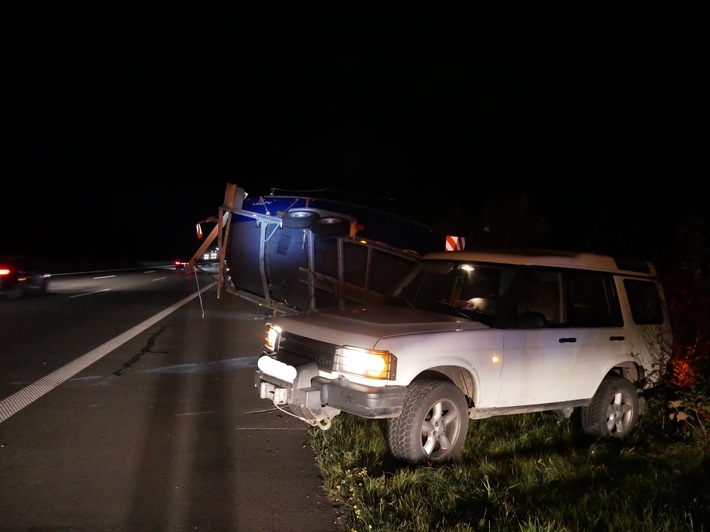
left=623, top=279, right=665, bottom=325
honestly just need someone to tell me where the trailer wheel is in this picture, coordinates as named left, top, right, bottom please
left=282, top=210, right=319, bottom=229
left=311, top=216, right=350, bottom=236
left=387, top=379, right=469, bottom=464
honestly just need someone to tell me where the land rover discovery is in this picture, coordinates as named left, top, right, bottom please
left=256, top=249, right=673, bottom=464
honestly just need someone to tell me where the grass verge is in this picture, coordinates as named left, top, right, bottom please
left=310, top=405, right=709, bottom=531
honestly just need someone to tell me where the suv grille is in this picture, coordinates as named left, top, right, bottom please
left=279, top=332, right=336, bottom=371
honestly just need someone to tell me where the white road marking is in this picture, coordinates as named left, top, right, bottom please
left=0, top=283, right=214, bottom=424
left=70, top=288, right=112, bottom=298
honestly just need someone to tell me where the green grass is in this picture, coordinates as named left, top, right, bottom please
left=310, top=404, right=710, bottom=531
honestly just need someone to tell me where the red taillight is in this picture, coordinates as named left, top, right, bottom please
left=0, top=268, right=11, bottom=276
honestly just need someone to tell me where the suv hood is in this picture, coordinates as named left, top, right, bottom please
left=275, top=304, right=489, bottom=349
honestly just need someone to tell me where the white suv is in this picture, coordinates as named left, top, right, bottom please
left=256, top=249, right=673, bottom=464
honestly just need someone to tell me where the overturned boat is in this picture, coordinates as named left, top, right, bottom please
left=193, top=183, right=463, bottom=313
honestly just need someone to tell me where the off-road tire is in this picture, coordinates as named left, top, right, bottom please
left=387, top=379, right=469, bottom=464
left=581, top=374, right=639, bottom=439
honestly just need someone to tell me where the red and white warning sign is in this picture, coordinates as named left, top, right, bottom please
left=445, top=235, right=465, bottom=251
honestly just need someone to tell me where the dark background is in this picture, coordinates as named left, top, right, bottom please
left=2, top=4, right=707, bottom=263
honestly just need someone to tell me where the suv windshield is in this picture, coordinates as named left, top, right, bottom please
left=393, top=260, right=518, bottom=324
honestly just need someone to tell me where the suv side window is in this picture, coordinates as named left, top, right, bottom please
left=623, top=279, right=664, bottom=325
left=514, top=269, right=562, bottom=325
left=509, top=268, right=624, bottom=329
left=566, top=270, right=623, bottom=327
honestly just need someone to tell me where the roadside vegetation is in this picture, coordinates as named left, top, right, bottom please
left=312, top=388, right=709, bottom=531
left=309, top=203, right=710, bottom=531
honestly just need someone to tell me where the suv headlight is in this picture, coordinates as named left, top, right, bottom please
left=334, top=345, right=397, bottom=380
left=264, top=323, right=281, bottom=353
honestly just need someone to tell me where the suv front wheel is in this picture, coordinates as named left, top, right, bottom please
left=581, top=374, right=639, bottom=439
left=387, top=379, right=469, bottom=464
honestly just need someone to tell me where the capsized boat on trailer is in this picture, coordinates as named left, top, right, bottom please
left=203, top=184, right=464, bottom=313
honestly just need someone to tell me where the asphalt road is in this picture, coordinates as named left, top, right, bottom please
left=0, top=271, right=338, bottom=531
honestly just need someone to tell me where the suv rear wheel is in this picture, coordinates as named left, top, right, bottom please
left=581, top=374, right=639, bottom=439
left=387, top=379, right=469, bottom=464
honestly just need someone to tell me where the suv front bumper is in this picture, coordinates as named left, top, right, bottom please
left=255, top=355, right=406, bottom=419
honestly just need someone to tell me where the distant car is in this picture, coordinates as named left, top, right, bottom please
left=0, top=256, right=51, bottom=300
left=174, top=260, right=186, bottom=270
left=202, top=248, right=219, bottom=261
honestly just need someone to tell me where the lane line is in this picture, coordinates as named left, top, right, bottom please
left=70, top=288, right=112, bottom=298
left=0, top=283, right=214, bottom=424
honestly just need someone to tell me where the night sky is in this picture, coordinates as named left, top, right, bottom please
left=2, top=4, right=707, bottom=263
